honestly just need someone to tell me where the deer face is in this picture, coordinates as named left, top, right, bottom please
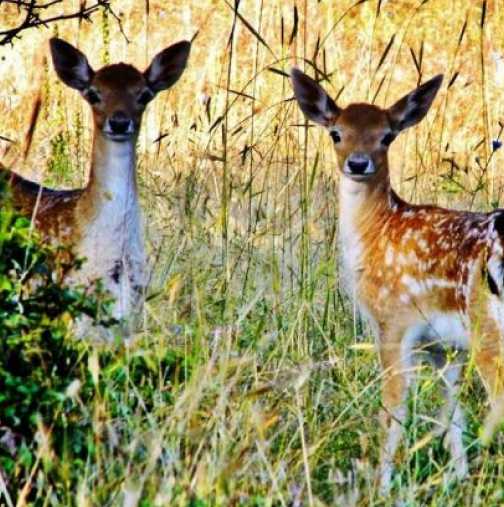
left=50, top=38, right=191, bottom=143
left=328, top=104, right=395, bottom=181
left=290, top=69, right=443, bottom=182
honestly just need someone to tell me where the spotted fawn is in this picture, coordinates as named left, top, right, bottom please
left=291, top=67, right=504, bottom=491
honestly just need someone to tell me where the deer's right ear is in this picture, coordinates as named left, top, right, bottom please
left=50, top=38, right=94, bottom=91
left=388, top=74, right=443, bottom=131
left=290, top=68, right=340, bottom=126
left=144, top=40, right=191, bottom=93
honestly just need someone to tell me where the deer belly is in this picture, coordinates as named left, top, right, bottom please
left=416, top=312, right=469, bottom=349
left=401, top=313, right=469, bottom=369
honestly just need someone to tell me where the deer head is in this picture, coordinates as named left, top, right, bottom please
left=290, top=68, right=443, bottom=183
left=49, top=38, right=191, bottom=143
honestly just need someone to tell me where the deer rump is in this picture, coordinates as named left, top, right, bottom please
left=486, top=212, right=504, bottom=299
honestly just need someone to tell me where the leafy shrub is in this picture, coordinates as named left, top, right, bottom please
left=0, top=175, right=113, bottom=494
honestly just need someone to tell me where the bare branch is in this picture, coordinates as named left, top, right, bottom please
left=0, top=0, right=127, bottom=46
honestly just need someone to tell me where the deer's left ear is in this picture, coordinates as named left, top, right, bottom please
left=290, top=67, right=340, bottom=126
left=144, top=40, right=191, bottom=93
left=388, top=74, right=443, bottom=131
left=50, top=37, right=94, bottom=91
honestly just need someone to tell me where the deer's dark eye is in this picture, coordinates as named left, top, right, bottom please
left=138, top=89, right=154, bottom=106
left=330, top=130, right=341, bottom=144
left=381, top=132, right=396, bottom=146
left=85, top=89, right=101, bottom=105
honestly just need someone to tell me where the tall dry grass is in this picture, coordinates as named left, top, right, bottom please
left=2, top=0, right=504, bottom=505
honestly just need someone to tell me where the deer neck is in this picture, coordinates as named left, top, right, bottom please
left=71, top=132, right=146, bottom=306
left=338, top=164, right=398, bottom=283
left=339, top=167, right=395, bottom=228
left=85, top=133, right=139, bottom=219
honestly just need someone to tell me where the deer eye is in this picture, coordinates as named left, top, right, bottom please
left=381, top=132, right=396, bottom=146
left=330, top=130, right=341, bottom=144
left=85, top=88, right=101, bottom=105
left=138, top=89, right=154, bottom=106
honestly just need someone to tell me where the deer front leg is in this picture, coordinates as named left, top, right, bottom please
left=378, top=328, right=412, bottom=495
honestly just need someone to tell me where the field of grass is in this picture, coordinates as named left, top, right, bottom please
left=3, top=0, right=504, bottom=505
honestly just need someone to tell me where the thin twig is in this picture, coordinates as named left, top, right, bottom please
left=0, top=0, right=127, bottom=46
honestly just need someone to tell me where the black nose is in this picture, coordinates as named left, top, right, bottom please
left=347, top=159, right=369, bottom=174
left=109, top=112, right=132, bottom=135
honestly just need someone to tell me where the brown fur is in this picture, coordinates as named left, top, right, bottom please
left=2, top=37, right=191, bottom=335
left=1, top=166, right=82, bottom=243
left=291, top=68, right=504, bottom=491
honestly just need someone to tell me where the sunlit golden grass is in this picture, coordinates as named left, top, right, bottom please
left=2, top=0, right=504, bottom=505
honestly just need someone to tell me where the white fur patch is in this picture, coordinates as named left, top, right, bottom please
left=338, top=178, right=366, bottom=294
left=401, top=312, right=469, bottom=359
left=400, top=274, right=457, bottom=296
left=71, top=138, right=146, bottom=323
left=385, top=245, right=394, bottom=266
left=338, top=177, right=379, bottom=334
left=489, top=296, right=504, bottom=333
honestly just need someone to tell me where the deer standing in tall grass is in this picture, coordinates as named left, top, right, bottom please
left=291, top=68, right=504, bottom=492
left=1, top=37, right=191, bottom=335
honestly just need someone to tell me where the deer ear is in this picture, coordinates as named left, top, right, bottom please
left=144, top=40, right=191, bottom=93
left=290, top=68, right=340, bottom=126
left=388, top=74, right=443, bottom=131
left=50, top=38, right=94, bottom=91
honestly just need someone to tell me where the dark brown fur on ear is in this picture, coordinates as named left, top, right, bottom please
left=50, top=37, right=94, bottom=91
left=144, top=40, right=191, bottom=93
left=290, top=68, right=340, bottom=127
left=388, top=74, right=443, bottom=131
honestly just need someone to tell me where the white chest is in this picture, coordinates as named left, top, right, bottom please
left=71, top=139, right=146, bottom=319
left=338, top=178, right=367, bottom=294
left=77, top=195, right=144, bottom=275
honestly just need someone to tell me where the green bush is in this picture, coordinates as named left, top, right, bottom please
left=0, top=176, right=113, bottom=493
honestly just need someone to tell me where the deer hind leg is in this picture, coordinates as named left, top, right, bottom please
left=468, top=297, right=504, bottom=444
left=438, top=357, right=468, bottom=479
left=378, top=326, right=415, bottom=494
left=471, top=296, right=504, bottom=404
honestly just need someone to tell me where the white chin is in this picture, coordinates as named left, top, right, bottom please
left=103, top=132, right=134, bottom=142
left=342, top=170, right=376, bottom=181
